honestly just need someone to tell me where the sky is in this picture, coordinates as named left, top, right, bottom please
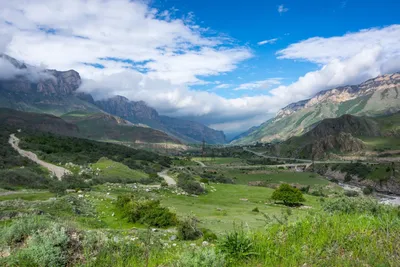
left=0, top=0, right=399, bottom=137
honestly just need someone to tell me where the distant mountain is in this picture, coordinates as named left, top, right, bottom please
left=95, top=96, right=226, bottom=144
left=273, top=112, right=400, bottom=159
left=233, top=72, right=400, bottom=144
left=0, top=54, right=226, bottom=144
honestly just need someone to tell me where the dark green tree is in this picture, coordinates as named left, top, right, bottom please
left=272, top=184, right=305, bottom=205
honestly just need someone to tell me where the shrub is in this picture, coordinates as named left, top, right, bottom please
left=344, top=173, right=352, bottom=182
left=116, top=195, right=177, bottom=227
left=177, top=173, right=205, bottom=195
left=252, top=207, right=259, bottom=213
left=218, top=228, right=255, bottom=261
left=271, top=184, right=305, bottom=206
left=177, top=217, right=203, bottom=240
left=322, top=197, right=385, bottom=215
left=176, top=247, right=225, bottom=267
left=8, top=224, right=70, bottom=267
left=0, top=167, right=52, bottom=190
left=201, top=228, right=218, bottom=242
left=200, top=178, right=209, bottom=184
left=363, top=186, right=374, bottom=195
left=0, top=216, right=50, bottom=246
left=344, top=190, right=359, bottom=197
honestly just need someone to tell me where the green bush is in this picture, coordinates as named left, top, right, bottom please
left=176, top=247, right=225, bottom=267
left=0, top=216, right=50, bottom=246
left=344, top=190, right=359, bottom=197
left=116, top=195, right=177, bottom=227
left=363, top=186, right=374, bottom=195
left=218, top=228, right=255, bottom=261
left=201, top=228, right=218, bottom=242
left=8, top=224, right=70, bottom=267
left=177, top=217, right=203, bottom=240
left=177, top=173, right=205, bottom=195
left=200, top=178, right=209, bottom=184
left=322, top=197, right=385, bottom=215
left=252, top=207, right=259, bottom=213
left=0, top=167, right=52, bottom=190
left=271, top=184, right=305, bottom=206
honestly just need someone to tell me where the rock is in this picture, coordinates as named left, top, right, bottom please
left=169, top=235, right=177, bottom=241
left=240, top=198, right=248, bottom=202
left=202, top=241, right=209, bottom=246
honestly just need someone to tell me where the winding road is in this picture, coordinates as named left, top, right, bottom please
left=158, top=169, right=176, bottom=186
left=193, top=160, right=206, bottom=167
left=9, top=134, right=71, bottom=180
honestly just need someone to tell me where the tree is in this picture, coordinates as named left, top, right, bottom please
left=272, top=184, right=305, bottom=206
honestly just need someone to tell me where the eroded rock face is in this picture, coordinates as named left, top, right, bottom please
left=311, top=132, right=365, bottom=159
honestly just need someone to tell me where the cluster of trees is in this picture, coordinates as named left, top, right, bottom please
left=19, top=132, right=171, bottom=174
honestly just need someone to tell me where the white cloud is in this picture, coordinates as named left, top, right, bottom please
left=257, top=38, right=278, bottom=45
left=278, top=5, right=289, bottom=14
left=235, top=78, right=282, bottom=91
left=0, top=0, right=252, bottom=85
left=214, top=83, right=231, bottom=89
left=0, top=2, right=399, bottom=135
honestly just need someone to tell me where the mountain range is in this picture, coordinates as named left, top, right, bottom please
left=0, top=54, right=225, bottom=144
left=232, top=72, right=400, bottom=144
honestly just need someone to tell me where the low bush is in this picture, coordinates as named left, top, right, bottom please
left=176, top=247, right=225, bottom=267
left=344, top=190, right=359, bottom=197
left=201, top=228, right=218, bottom=242
left=322, top=197, right=386, bottom=215
left=0, top=167, right=52, bottom=190
left=177, top=217, right=203, bottom=241
left=252, top=207, right=259, bottom=213
left=217, top=227, right=255, bottom=262
left=116, top=195, right=177, bottom=227
left=363, top=186, right=374, bottom=195
left=177, top=173, right=205, bottom=195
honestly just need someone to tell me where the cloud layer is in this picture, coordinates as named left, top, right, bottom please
left=0, top=1, right=399, bottom=134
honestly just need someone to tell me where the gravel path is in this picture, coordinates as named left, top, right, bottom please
left=158, top=169, right=177, bottom=186
left=9, top=134, right=71, bottom=180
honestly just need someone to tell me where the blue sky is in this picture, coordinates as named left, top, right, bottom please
left=152, top=0, right=400, bottom=98
left=0, top=0, right=399, bottom=135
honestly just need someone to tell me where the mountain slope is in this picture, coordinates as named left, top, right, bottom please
left=0, top=54, right=226, bottom=144
left=274, top=112, right=400, bottom=159
left=233, top=73, right=400, bottom=144
left=95, top=96, right=226, bottom=144
left=61, top=111, right=182, bottom=144
left=0, top=108, right=79, bottom=136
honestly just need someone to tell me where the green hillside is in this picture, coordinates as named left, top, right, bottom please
left=61, top=111, right=182, bottom=145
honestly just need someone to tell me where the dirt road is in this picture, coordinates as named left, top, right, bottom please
left=9, top=134, right=71, bottom=180
left=158, top=169, right=177, bottom=186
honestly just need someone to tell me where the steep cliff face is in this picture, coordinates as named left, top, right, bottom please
left=234, top=72, right=400, bottom=144
left=95, top=96, right=226, bottom=144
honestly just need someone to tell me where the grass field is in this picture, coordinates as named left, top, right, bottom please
left=160, top=183, right=321, bottom=233
left=222, top=169, right=330, bottom=185
left=92, top=157, right=148, bottom=180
